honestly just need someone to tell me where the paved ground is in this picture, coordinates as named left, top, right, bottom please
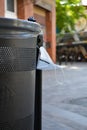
left=42, top=62, right=87, bottom=130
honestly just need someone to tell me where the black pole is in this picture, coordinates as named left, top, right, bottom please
left=34, top=69, right=42, bottom=130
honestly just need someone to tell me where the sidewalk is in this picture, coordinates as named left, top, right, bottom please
left=42, top=63, right=87, bottom=130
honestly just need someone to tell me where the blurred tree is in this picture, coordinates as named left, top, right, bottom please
left=56, top=0, right=87, bottom=33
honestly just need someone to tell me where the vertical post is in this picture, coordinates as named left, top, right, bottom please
left=34, top=69, right=42, bottom=130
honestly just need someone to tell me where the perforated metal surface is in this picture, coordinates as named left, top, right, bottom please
left=0, top=37, right=36, bottom=130
left=0, top=47, right=36, bottom=72
left=0, top=17, right=40, bottom=130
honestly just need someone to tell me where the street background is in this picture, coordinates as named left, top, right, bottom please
left=42, top=62, right=87, bottom=130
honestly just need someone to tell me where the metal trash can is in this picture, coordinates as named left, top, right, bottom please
left=0, top=17, right=41, bottom=130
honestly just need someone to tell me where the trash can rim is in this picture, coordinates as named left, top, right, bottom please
left=0, top=17, right=41, bottom=33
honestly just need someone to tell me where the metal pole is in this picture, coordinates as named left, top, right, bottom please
left=34, top=69, right=42, bottom=130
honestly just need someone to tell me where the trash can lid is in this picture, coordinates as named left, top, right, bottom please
left=0, top=17, right=41, bottom=34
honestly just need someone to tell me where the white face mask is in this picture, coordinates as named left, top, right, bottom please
left=37, top=46, right=62, bottom=70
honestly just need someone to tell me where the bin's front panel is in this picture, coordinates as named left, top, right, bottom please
left=0, top=37, right=36, bottom=130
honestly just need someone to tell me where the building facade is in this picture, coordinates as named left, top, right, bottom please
left=0, top=0, right=56, bottom=62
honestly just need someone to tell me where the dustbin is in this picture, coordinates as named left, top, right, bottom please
left=0, top=17, right=41, bottom=130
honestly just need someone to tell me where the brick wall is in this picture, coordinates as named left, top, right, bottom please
left=0, top=0, right=4, bottom=16
left=17, top=0, right=34, bottom=19
left=0, top=0, right=56, bottom=62
left=33, top=2, right=56, bottom=62
left=46, top=4, right=56, bottom=62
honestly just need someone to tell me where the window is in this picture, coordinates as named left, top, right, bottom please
left=7, top=0, right=14, bottom=12
left=5, top=0, right=17, bottom=18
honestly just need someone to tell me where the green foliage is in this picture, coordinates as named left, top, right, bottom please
left=56, top=0, right=87, bottom=33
